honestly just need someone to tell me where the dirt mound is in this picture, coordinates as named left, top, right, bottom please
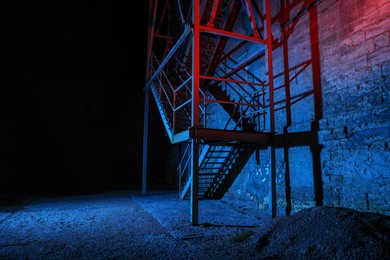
left=256, top=206, right=390, bottom=259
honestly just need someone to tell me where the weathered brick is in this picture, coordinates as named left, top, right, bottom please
left=220, top=0, right=389, bottom=217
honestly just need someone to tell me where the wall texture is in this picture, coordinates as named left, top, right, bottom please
left=224, top=0, right=389, bottom=216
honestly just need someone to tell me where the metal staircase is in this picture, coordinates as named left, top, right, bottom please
left=143, top=0, right=276, bottom=224
left=178, top=142, right=261, bottom=200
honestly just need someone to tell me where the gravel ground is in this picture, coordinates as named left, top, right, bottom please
left=0, top=189, right=389, bottom=259
left=255, top=206, right=390, bottom=259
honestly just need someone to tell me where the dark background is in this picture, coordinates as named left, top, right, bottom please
left=2, top=1, right=170, bottom=195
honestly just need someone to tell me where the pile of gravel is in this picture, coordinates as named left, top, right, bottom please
left=255, top=206, right=390, bottom=259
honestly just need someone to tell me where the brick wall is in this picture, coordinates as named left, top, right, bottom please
left=225, top=0, right=390, bottom=216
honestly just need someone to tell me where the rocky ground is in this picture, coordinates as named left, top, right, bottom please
left=0, top=189, right=389, bottom=259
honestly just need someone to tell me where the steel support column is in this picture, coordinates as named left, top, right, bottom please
left=265, top=0, right=277, bottom=218
left=281, top=0, right=292, bottom=216
left=146, top=0, right=158, bottom=76
left=190, top=0, right=201, bottom=226
left=142, top=91, right=150, bottom=195
left=190, top=137, right=199, bottom=225
left=142, top=0, right=157, bottom=195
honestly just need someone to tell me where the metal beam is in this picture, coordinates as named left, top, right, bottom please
left=274, top=131, right=316, bottom=147
left=200, top=75, right=267, bottom=87
left=189, top=127, right=272, bottom=143
left=199, top=25, right=267, bottom=44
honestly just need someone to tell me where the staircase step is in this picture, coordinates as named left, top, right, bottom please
left=200, top=166, right=223, bottom=169
left=199, top=173, right=225, bottom=177
left=199, top=177, right=217, bottom=181
left=201, top=161, right=225, bottom=164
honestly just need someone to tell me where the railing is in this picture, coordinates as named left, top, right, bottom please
left=173, top=50, right=271, bottom=198
left=148, top=53, right=210, bottom=135
left=178, top=141, right=213, bottom=198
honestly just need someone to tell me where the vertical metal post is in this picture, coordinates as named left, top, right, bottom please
left=176, top=0, right=186, bottom=25
left=142, top=91, right=150, bottom=195
left=309, top=4, right=323, bottom=207
left=309, top=4, right=323, bottom=126
left=282, top=0, right=291, bottom=128
left=191, top=0, right=201, bottom=225
left=146, top=0, right=158, bottom=76
left=143, top=0, right=156, bottom=195
left=207, top=0, right=220, bottom=27
left=190, top=137, right=199, bottom=225
left=192, top=0, right=200, bottom=129
left=265, top=0, right=277, bottom=218
left=244, top=0, right=260, bottom=38
left=281, top=0, right=292, bottom=216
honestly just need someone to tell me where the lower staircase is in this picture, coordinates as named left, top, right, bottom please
left=179, top=142, right=258, bottom=200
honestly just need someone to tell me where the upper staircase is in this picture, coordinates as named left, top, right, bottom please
left=146, top=0, right=272, bottom=200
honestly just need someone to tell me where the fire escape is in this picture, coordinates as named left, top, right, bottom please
left=143, top=0, right=277, bottom=225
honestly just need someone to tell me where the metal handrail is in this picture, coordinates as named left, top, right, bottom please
left=144, top=25, right=192, bottom=92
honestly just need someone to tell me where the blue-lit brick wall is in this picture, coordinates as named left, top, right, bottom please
left=224, top=0, right=390, bottom=216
